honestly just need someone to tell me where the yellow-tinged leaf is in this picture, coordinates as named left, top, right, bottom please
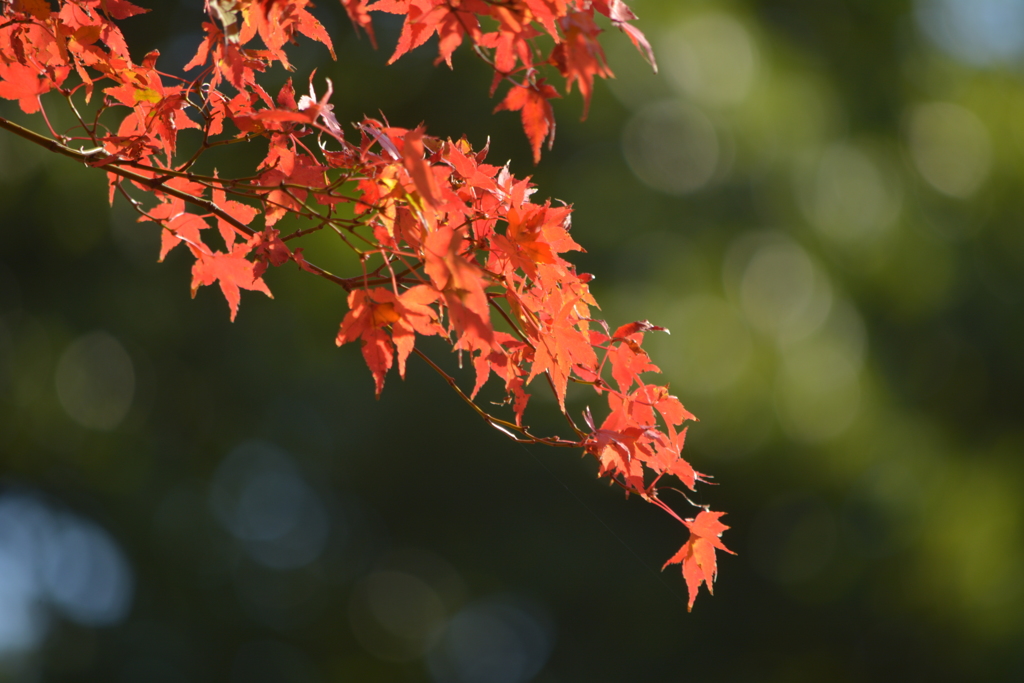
left=133, top=88, right=162, bottom=104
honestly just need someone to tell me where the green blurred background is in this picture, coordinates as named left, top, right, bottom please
left=2, top=0, right=1024, bottom=680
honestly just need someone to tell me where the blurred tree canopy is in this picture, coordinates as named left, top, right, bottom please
left=2, top=0, right=1024, bottom=681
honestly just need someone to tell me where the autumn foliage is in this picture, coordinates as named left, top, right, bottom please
left=0, top=0, right=730, bottom=609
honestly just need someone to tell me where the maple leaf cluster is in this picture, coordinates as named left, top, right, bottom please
left=359, top=0, right=655, bottom=162
left=0, top=0, right=729, bottom=609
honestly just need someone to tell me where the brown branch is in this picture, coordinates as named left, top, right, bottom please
left=0, top=115, right=360, bottom=291
left=412, top=347, right=581, bottom=448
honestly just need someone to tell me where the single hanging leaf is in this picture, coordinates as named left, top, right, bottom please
left=663, top=511, right=734, bottom=611
left=523, top=286, right=597, bottom=411
left=494, top=80, right=559, bottom=164
left=293, top=3, right=336, bottom=59
left=334, top=285, right=444, bottom=394
left=190, top=242, right=273, bottom=322
left=550, top=10, right=612, bottom=119
left=341, top=0, right=378, bottom=48
left=592, top=0, right=657, bottom=72
left=249, top=228, right=293, bottom=279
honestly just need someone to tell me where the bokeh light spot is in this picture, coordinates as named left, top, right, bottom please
left=729, top=235, right=832, bottom=345
left=209, top=441, right=330, bottom=570
left=915, top=0, right=1024, bottom=65
left=0, top=491, right=134, bottom=658
left=426, top=596, right=554, bottom=683
left=750, top=496, right=839, bottom=585
left=55, top=331, right=135, bottom=430
left=41, top=516, right=134, bottom=626
left=907, top=102, right=992, bottom=198
left=350, top=570, right=446, bottom=661
left=623, top=100, right=720, bottom=195
left=774, top=339, right=861, bottom=443
left=798, top=142, right=902, bottom=245
left=661, top=12, right=759, bottom=107
left=651, top=294, right=753, bottom=394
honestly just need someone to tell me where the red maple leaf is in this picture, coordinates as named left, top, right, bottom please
left=337, top=288, right=402, bottom=395
left=592, top=0, right=657, bottom=72
left=371, top=0, right=436, bottom=63
left=649, top=426, right=696, bottom=490
left=390, top=284, right=444, bottom=377
left=487, top=203, right=560, bottom=280
left=477, top=11, right=541, bottom=79
left=423, top=224, right=494, bottom=352
left=587, top=423, right=646, bottom=490
left=370, top=0, right=486, bottom=66
left=523, top=285, right=597, bottom=411
left=247, top=0, right=335, bottom=68
left=159, top=212, right=211, bottom=261
left=550, top=10, right=612, bottom=119
left=663, top=510, right=734, bottom=611
left=142, top=198, right=213, bottom=261
left=402, top=126, right=441, bottom=209
left=341, top=0, right=378, bottom=48
left=444, top=140, right=499, bottom=194
left=190, top=242, right=273, bottom=322
left=257, top=137, right=328, bottom=225
left=97, top=0, right=149, bottom=20
left=0, top=61, right=53, bottom=114
left=494, top=79, right=559, bottom=164
left=335, top=286, right=444, bottom=394
left=249, top=228, right=293, bottom=279
left=11, top=0, right=52, bottom=20
left=212, top=185, right=258, bottom=248
left=470, top=332, right=532, bottom=425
